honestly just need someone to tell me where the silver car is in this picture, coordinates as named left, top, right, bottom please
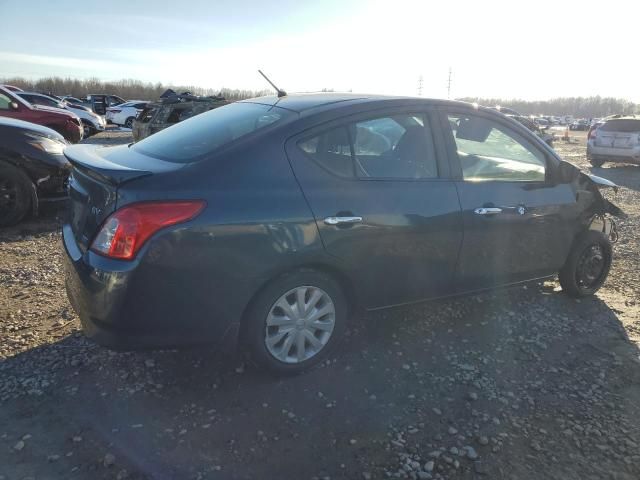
left=587, top=116, right=640, bottom=167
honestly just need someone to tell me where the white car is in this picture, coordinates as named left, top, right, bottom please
left=587, top=116, right=640, bottom=167
left=106, top=101, right=148, bottom=128
left=16, top=92, right=106, bottom=136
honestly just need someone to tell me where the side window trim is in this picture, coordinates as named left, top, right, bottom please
left=294, top=108, right=449, bottom=181
left=437, top=106, right=551, bottom=183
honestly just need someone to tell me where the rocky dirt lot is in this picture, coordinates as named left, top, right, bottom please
left=1, top=131, right=639, bottom=480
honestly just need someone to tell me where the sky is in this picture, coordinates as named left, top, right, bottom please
left=1, top=0, right=639, bottom=102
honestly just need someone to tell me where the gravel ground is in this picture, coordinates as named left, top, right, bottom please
left=1, top=130, right=639, bottom=480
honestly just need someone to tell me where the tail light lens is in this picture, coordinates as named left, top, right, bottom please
left=91, top=201, right=206, bottom=260
left=588, top=127, right=597, bottom=140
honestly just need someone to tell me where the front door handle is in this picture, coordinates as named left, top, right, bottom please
left=324, top=216, right=363, bottom=225
left=474, top=207, right=503, bottom=215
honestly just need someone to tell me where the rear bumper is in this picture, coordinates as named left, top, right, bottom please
left=587, top=145, right=640, bottom=163
left=62, top=224, right=239, bottom=350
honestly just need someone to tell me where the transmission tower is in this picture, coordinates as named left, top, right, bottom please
left=417, top=75, right=423, bottom=96
left=447, top=67, right=452, bottom=99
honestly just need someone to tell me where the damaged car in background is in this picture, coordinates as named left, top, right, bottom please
left=132, top=90, right=228, bottom=141
left=0, top=117, right=70, bottom=226
left=62, top=95, right=624, bottom=374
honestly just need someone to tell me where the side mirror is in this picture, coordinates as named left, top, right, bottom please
left=9, top=101, right=19, bottom=110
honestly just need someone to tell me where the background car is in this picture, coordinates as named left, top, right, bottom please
left=570, top=119, right=590, bottom=131
left=85, top=94, right=125, bottom=115
left=0, top=86, right=83, bottom=143
left=63, top=94, right=621, bottom=374
left=0, top=117, right=70, bottom=226
left=587, top=115, right=640, bottom=167
left=16, top=91, right=106, bottom=136
left=506, top=114, right=555, bottom=146
left=106, top=100, right=148, bottom=128
left=61, top=96, right=85, bottom=105
left=132, top=92, right=228, bottom=141
left=534, top=117, right=551, bottom=127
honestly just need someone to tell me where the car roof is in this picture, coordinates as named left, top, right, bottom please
left=240, top=92, right=472, bottom=114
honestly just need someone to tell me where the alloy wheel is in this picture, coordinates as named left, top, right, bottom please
left=264, top=286, right=336, bottom=364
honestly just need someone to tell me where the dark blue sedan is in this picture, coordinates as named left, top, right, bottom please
left=62, top=94, right=621, bottom=373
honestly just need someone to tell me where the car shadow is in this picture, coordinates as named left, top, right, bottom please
left=2, top=282, right=640, bottom=479
left=588, top=164, right=640, bottom=192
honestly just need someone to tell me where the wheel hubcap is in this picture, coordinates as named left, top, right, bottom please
left=265, top=286, right=336, bottom=364
left=576, top=244, right=606, bottom=288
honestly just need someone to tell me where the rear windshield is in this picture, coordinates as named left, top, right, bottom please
left=132, top=102, right=295, bottom=163
left=600, top=119, right=640, bottom=133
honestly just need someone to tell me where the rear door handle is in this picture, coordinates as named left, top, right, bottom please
left=324, top=216, right=363, bottom=225
left=474, top=207, right=503, bottom=215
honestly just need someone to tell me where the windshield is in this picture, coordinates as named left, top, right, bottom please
left=133, top=102, right=295, bottom=163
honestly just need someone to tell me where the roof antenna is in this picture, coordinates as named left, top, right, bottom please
left=258, top=70, right=287, bottom=98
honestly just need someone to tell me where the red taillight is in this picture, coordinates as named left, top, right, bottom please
left=588, top=127, right=597, bottom=140
left=90, top=201, right=206, bottom=260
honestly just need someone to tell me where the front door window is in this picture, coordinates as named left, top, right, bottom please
left=448, top=114, right=546, bottom=182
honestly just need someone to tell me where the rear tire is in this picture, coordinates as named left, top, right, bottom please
left=589, top=157, right=605, bottom=168
left=559, top=230, right=612, bottom=298
left=124, top=117, right=135, bottom=129
left=0, top=163, right=33, bottom=227
left=243, top=270, right=347, bottom=375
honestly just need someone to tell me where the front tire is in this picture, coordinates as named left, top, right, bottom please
left=559, top=231, right=612, bottom=298
left=244, top=270, right=347, bottom=374
left=0, top=163, right=33, bottom=227
left=81, top=120, right=96, bottom=138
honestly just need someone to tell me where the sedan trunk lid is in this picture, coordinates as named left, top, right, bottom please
left=64, top=144, right=181, bottom=252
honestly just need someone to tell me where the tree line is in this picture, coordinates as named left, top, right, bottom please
left=457, top=96, right=639, bottom=118
left=3, top=77, right=637, bottom=118
left=0, top=77, right=271, bottom=102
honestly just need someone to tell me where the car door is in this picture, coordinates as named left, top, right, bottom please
left=286, top=108, right=463, bottom=309
left=437, top=106, right=579, bottom=291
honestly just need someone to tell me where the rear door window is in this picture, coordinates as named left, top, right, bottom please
left=298, top=113, right=439, bottom=180
left=353, top=115, right=437, bottom=179
left=299, top=127, right=353, bottom=177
